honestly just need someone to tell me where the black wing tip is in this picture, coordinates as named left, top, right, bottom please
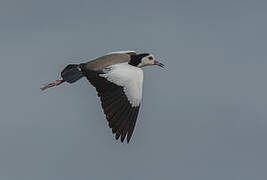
left=115, top=133, right=120, bottom=140
left=126, top=133, right=133, bottom=143
left=120, top=136, right=125, bottom=143
left=109, top=106, right=140, bottom=144
left=111, top=129, right=132, bottom=143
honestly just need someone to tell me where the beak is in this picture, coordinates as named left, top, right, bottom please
left=154, top=60, right=164, bottom=68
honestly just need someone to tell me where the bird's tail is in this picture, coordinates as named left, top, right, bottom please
left=61, top=64, right=84, bottom=83
left=41, top=64, right=84, bottom=91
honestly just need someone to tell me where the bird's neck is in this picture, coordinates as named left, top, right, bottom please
left=129, top=55, right=141, bottom=67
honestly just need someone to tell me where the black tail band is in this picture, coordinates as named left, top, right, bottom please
left=61, top=64, right=84, bottom=84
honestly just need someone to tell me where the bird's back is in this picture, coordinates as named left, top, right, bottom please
left=82, top=53, right=131, bottom=71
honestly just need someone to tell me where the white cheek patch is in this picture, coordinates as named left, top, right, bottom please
left=100, top=63, right=144, bottom=107
left=138, top=55, right=155, bottom=68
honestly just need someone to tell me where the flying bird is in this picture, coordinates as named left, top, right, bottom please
left=41, top=51, right=164, bottom=143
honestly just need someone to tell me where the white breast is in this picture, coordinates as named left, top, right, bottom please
left=99, top=63, right=144, bottom=107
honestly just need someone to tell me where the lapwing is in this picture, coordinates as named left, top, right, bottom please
left=41, top=51, right=164, bottom=143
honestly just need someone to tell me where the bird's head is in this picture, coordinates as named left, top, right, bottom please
left=129, top=53, right=164, bottom=68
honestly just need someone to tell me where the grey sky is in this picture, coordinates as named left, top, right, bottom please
left=0, top=0, right=267, bottom=179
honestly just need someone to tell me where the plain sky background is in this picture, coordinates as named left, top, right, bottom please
left=1, top=0, right=267, bottom=179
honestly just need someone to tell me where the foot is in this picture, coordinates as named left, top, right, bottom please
left=41, top=80, right=64, bottom=91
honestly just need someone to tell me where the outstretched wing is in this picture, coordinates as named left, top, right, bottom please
left=81, top=63, right=143, bottom=143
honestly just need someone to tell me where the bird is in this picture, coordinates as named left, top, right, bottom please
left=41, top=51, right=164, bottom=143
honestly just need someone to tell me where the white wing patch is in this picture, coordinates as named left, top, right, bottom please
left=99, top=63, right=143, bottom=107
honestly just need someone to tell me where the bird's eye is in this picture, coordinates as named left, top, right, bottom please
left=148, top=56, right=153, bottom=60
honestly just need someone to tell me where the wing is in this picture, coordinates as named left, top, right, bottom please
left=81, top=63, right=143, bottom=143
left=83, top=53, right=131, bottom=71
left=107, top=50, right=137, bottom=56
